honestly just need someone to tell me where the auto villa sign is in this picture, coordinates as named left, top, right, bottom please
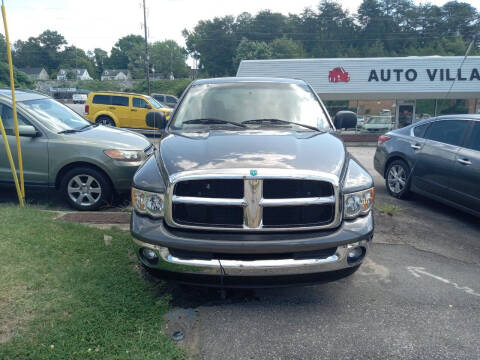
left=367, top=68, right=480, bottom=82
left=237, top=56, right=480, bottom=100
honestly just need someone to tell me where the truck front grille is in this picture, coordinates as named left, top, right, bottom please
left=168, top=176, right=338, bottom=231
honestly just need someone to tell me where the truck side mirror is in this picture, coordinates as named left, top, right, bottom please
left=334, top=111, right=357, bottom=130
left=146, top=111, right=167, bottom=129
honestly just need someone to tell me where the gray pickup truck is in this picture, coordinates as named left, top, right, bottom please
left=131, top=77, right=374, bottom=287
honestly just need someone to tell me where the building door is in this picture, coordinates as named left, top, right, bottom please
left=396, top=103, right=415, bottom=128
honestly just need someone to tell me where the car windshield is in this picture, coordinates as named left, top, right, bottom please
left=20, top=98, right=90, bottom=131
left=147, top=96, right=165, bottom=108
left=170, top=82, right=331, bottom=131
left=366, top=116, right=390, bottom=124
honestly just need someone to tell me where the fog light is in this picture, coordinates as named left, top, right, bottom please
left=140, top=247, right=159, bottom=265
left=347, top=247, right=364, bottom=263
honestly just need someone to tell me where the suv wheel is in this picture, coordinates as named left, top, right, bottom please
left=385, top=159, right=411, bottom=199
left=96, top=116, right=115, bottom=127
left=61, top=167, right=112, bottom=210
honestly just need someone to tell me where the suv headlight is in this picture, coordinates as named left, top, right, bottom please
left=344, top=188, right=375, bottom=219
left=104, top=149, right=144, bottom=162
left=131, top=188, right=164, bottom=218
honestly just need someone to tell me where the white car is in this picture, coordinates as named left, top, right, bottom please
left=361, top=116, right=394, bottom=133
left=72, top=93, right=87, bottom=104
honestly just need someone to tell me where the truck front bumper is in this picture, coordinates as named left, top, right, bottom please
left=131, top=212, right=374, bottom=286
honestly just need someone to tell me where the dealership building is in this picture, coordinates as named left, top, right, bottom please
left=237, top=56, right=480, bottom=128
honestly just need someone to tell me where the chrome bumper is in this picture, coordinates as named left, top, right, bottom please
left=132, top=237, right=370, bottom=277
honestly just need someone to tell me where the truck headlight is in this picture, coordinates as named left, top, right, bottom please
left=104, top=149, right=144, bottom=162
left=131, top=188, right=164, bottom=218
left=344, top=188, right=375, bottom=219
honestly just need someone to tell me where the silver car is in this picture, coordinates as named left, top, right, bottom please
left=0, top=89, right=152, bottom=210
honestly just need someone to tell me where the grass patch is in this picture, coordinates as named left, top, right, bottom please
left=376, top=203, right=403, bottom=216
left=0, top=206, right=184, bottom=359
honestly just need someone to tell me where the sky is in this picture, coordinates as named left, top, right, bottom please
left=5, top=0, right=480, bottom=54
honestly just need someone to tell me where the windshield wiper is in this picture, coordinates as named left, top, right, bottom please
left=241, top=118, right=322, bottom=132
left=58, top=123, right=99, bottom=134
left=58, top=129, right=81, bottom=134
left=183, top=118, right=246, bottom=128
left=78, top=123, right=99, bottom=131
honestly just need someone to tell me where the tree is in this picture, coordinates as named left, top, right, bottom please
left=183, top=16, right=238, bottom=76
left=441, top=1, right=479, bottom=39
left=249, top=10, right=288, bottom=42
left=93, top=48, right=108, bottom=78
left=233, top=38, right=272, bottom=67
left=150, top=40, right=189, bottom=79
left=270, top=37, right=305, bottom=59
left=12, top=30, right=66, bottom=72
left=108, top=35, right=145, bottom=74
left=59, top=46, right=96, bottom=79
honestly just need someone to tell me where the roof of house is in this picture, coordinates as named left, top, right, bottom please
left=18, top=67, right=46, bottom=75
left=59, top=68, right=89, bottom=74
left=102, top=69, right=128, bottom=76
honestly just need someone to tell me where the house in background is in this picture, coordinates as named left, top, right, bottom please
left=101, top=69, right=131, bottom=81
left=57, top=68, right=93, bottom=81
left=19, top=67, right=49, bottom=80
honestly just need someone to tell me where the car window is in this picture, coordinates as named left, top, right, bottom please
left=111, top=96, right=129, bottom=107
left=92, top=95, right=111, bottom=105
left=133, top=97, right=149, bottom=108
left=155, top=95, right=164, bottom=102
left=465, top=121, right=480, bottom=151
left=0, top=104, right=31, bottom=135
left=424, top=120, right=469, bottom=146
left=413, top=123, right=429, bottom=138
left=166, top=96, right=177, bottom=103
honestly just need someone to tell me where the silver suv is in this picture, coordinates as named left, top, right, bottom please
left=0, top=89, right=152, bottom=210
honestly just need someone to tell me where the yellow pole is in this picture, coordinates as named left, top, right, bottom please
left=0, top=115, right=24, bottom=207
left=1, top=1, right=24, bottom=198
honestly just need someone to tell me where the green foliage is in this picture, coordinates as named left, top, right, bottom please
left=233, top=37, right=305, bottom=67
left=0, top=62, right=34, bottom=88
left=150, top=40, right=190, bottom=79
left=183, top=16, right=238, bottom=76
left=0, top=206, right=184, bottom=359
left=234, top=38, right=272, bottom=67
left=270, top=37, right=305, bottom=59
left=131, top=79, right=192, bottom=97
left=75, top=80, right=124, bottom=91
left=183, top=0, right=480, bottom=76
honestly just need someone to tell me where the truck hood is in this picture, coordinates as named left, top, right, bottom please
left=64, top=125, right=151, bottom=150
left=159, top=130, right=346, bottom=178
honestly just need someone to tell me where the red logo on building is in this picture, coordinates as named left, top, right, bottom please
left=329, top=67, right=350, bottom=83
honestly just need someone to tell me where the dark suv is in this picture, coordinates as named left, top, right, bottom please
left=130, top=77, right=374, bottom=287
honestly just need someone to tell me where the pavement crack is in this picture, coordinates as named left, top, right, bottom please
left=373, top=241, right=480, bottom=267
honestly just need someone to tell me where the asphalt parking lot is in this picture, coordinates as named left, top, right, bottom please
left=162, top=146, right=480, bottom=360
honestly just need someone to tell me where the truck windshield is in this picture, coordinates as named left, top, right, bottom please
left=170, top=82, right=331, bottom=131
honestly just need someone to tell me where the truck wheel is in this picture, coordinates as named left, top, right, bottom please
left=96, top=116, right=115, bottom=127
left=61, top=167, right=112, bottom=211
left=385, top=159, right=411, bottom=199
